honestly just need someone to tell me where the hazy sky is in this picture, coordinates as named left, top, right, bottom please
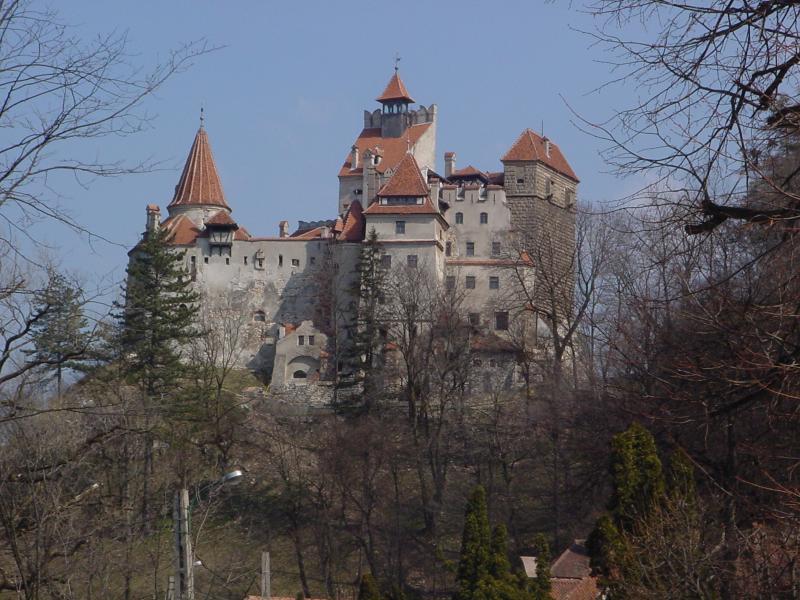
left=23, top=1, right=638, bottom=293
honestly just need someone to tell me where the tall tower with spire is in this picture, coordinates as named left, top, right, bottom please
left=338, top=71, right=437, bottom=215
left=167, top=117, right=231, bottom=226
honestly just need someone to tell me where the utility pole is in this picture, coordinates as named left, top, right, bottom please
left=261, top=551, right=271, bottom=600
left=174, top=488, right=194, bottom=600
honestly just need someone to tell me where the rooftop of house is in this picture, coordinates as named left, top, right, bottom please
left=376, top=71, right=414, bottom=103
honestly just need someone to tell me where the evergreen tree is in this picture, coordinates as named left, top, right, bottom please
left=343, top=227, right=387, bottom=408
left=25, top=271, right=89, bottom=398
left=608, top=422, right=665, bottom=529
left=358, top=573, right=382, bottom=600
left=527, top=534, right=551, bottom=600
left=117, top=226, right=199, bottom=399
left=455, top=486, right=492, bottom=600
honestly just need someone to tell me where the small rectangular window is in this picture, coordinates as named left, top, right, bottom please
left=495, top=311, right=509, bottom=331
left=204, top=256, right=209, bottom=264
left=489, top=276, right=499, bottom=290
left=395, top=221, right=406, bottom=234
left=258, top=258, right=264, bottom=268
left=291, top=258, right=300, bottom=267
left=191, top=256, right=196, bottom=264
left=492, top=242, right=501, bottom=256
left=225, top=257, right=230, bottom=265
left=310, top=256, right=316, bottom=265
left=466, top=276, right=476, bottom=289
left=446, top=275, right=455, bottom=290
left=298, top=335, right=305, bottom=346
left=480, top=212, right=488, bottom=224
left=407, top=255, right=418, bottom=268
left=308, top=335, right=315, bottom=346
left=517, top=178, right=524, bottom=184
left=381, top=254, right=392, bottom=268
left=455, top=212, right=464, bottom=224
left=445, top=241, right=452, bottom=257
left=466, top=242, right=475, bottom=257
left=279, top=255, right=283, bottom=267
left=469, top=313, right=480, bottom=326
left=244, top=256, right=248, bottom=265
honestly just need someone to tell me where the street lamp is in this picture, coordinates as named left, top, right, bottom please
left=174, top=470, right=242, bottom=600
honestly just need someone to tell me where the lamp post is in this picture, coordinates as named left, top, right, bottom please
left=174, top=470, right=243, bottom=600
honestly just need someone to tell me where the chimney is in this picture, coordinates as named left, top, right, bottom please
left=145, top=204, right=161, bottom=234
left=444, top=152, right=456, bottom=178
left=543, top=137, right=551, bottom=158
left=429, top=177, right=441, bottom=212
left=279, top=220, right=289, bottom=238
left=350, top=145, right=359, bottom=170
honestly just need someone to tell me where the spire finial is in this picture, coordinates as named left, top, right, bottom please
left=200, top=104, right=205, bottom=129
left=394, top=52, right=401, bottom=73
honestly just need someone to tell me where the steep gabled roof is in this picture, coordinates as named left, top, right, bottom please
left=169, top=126, right=230, bottom=209
left=501, top=129, right=579, bottom=182
left=376, top=72, right=414, bottom=103
left=377, top=153, right=429, bottom=197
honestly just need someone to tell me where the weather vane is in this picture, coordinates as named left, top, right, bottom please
left=394, top=52, right=402, bottom=73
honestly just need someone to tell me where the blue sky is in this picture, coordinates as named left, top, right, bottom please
left=24, top=1, right=636, bottom=294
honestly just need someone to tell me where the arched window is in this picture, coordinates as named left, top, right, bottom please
left=293, top=370, right=307, bottom=379
left=480, top=212, right=488, bottom=224
left=254, top=310, right=266, bottom=322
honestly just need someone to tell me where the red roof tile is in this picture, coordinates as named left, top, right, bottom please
left=502, top=129, right=578, bottom=182
left=161, top=214, right=201, bottom=245
left=378, top=153, right=429, bottom=197
left=550, top=577, right=599, bottom=600
left=363, top=197, right=439, bottom=216
left=340, top=200, right=366, bottom=241
left=339, top=124, right=432, bottom=177
left=169, top=127, right=230, bottom=209
left=205, top=210, right=238, bottom=228
left=290, top=226, right=327, bottom=240
left=450, top=165, right=488, bottom=180
left=376, top=72, right=414, bottom=103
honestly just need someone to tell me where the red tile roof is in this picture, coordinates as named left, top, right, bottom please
left=550, top=577, right=599, bottom=600
left=339, top=123, right=432, bottom=177
left=363, top=197, right=439, bottom=216
left=450, top=165, right=488, bottom=180
left=340, top=200, right=366, bottom=241
left=376, top=72, right=414, bottom=103
left=169, top=127, right=230, bottom=209
left=549, top=540, right=600, bottom=600
left=502, top=129, right=578, bottom=182
left=161, top=214, right=201, bottom=245
left=290, top=226, right=327, bottom=240
left=205, top=210, right=238, bottom=228
left=378, top=153, right=429, bottom=197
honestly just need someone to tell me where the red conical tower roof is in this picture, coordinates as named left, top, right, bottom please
left=169, top=125, right=230, bottom=209
left=376, top=72, right=415, bottom=103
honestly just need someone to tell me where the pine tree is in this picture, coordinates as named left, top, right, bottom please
left=608, top=422, right=665, bottom=529
left=455, top=486, right=492, bottom=600
left=117, top=226, right=199, bottom=399
left=527, top=534, right=551, bottom=600
left=343, top=227, right=387, bottom=408
left=357, top=573, right=382, bottom=600
left=25, top=271, right=89, bottom=399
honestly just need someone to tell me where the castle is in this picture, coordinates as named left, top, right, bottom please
left=134, top=71, right=578, bottom=404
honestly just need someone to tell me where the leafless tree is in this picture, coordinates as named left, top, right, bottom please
left=0, top=0, right=213, bottom=254
left=582, top=0, right=800, bottom=235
